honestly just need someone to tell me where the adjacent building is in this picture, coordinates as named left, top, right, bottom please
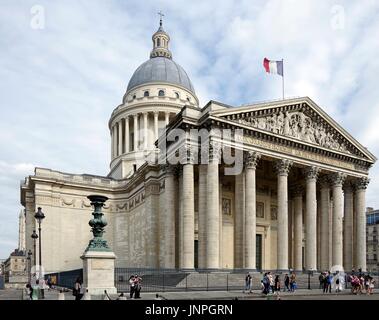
left=20, top=19, right=376, bottom=274
left=366, top=207, right=379, bottom=273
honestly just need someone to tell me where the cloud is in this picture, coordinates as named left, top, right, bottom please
left=0, top=0, right=378, bottom=258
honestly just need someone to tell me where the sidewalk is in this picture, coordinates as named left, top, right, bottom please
left=7, top=287, right=377, bottom=301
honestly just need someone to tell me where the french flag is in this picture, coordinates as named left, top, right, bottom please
left=263, top=58, right=283, bottom=76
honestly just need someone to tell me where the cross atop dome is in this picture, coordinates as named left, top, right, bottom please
left=150, top=12, right=172, bottom=59
left=158, top=11, right=164, bottom=27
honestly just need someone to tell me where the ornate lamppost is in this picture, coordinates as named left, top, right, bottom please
left=31, top=230, right=38, bottom=266
left=81, top=195, right=116, bottom=295
left=34, top=207, right=45, bottom=271
left=85, top=195, right=111, bottom=252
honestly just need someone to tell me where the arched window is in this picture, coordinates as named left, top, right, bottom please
left=144, top=91, right=149, bottom=97
left=175, top=92, right=180, bottom=99
left=157, top=38, right=161, bottom=47
left=186, top=97, right=191, bottom=102
left=132, top=94, right=136, bottom=100
left=158, top=90, right=165, bottom=97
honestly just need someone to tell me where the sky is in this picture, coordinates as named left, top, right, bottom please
left=0, top=0, right=379, bottom=258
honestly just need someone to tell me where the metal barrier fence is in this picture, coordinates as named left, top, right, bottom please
left=115, top=268, right=359, bottom=293
left=46, top=268, right=379, bottom=294
left=0, top=275, right=4, bottom=290
left=47, top=269, right=83, bottom=289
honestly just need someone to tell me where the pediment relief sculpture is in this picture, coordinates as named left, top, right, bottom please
left=236, top=110, right=351, bottom=154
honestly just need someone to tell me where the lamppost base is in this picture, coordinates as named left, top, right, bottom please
left=81, top=250, right=117, bottom=296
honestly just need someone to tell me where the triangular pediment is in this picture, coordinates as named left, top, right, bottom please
left=212, top=97, right=376, bottom=163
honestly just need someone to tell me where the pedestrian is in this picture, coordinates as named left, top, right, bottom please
left=368, top=276, right=375, bottom=295
left=58, top=289, right=65, bottom=300
left=129, top=275, right=136, bottom=299
left=274, top=275, right=281, bottom=297
left=290, top=272, right=297, bottom=292
left=31, top=279, right=40, bottom=300
left=268, top=272, right=274, bottom=294
left=24, top=283, right=32, bottom=300
left=39, top=277, right=45, bottom=299
left=134, top=274, right=142, bottom=299
left=262, top=273, right=269, bottom=295
left=284, top=274, right=290, bottom=292
left=73, top=277, right=84, bottom=300
left=319, top=272, right=324, bottom=289
left=326, top=272, right=332, bottom=293
left=244, top=272, right=252, bottom=293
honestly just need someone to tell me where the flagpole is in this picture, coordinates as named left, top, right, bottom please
left=282, top=59, right=284, bottom=100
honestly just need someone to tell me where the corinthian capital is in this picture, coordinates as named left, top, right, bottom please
left=304, top=166, right=320, bottom=181
left=245, top=151, right=261, bottom=169
left=329, top=172, right=347, bottom=187
left=354, top=176, right=370, bottom=191
left=209, top=142, right=221, bottom=162
left=274, top=159, right=293, bottom=176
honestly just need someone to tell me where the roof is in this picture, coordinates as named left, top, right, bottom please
left=126, top=57, right=195, bottom=94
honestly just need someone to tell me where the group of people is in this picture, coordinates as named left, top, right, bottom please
left=244, top=272, right=298, bottom=296
left=348, top=272, right=375, bottom=295
left=318, top=270, right=376, bottom=295
left=25, top=277, right=51, bottom=300
left=129, top=274, right=142, bottom=299
left=319, top=271, right=344, bottom=293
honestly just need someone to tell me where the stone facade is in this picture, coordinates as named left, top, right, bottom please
left=19, top=22, right=376, bottom=274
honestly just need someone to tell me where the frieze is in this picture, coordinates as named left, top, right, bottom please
left=237, top=135, right=356, bottom=170
left=236, top=109, right=352, bottom=154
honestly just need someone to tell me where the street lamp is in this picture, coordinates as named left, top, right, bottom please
left=27, top=249, right=32, bottom=283
left=31, top=230, right=38, bottom=266
left=34, top=207, right=45, bottom=271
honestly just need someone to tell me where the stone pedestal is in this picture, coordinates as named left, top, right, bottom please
left=81, top=250, right=117, bottom=295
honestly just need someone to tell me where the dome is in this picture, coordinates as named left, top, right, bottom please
left=127, top=57, right=196, bottom=95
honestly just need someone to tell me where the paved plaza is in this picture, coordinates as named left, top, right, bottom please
left=0, top=288, right=378, bottom=301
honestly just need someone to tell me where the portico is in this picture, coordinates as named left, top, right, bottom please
left=158, top=97, right=375, bottom=272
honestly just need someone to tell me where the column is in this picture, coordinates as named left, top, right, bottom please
left=244, top=151, right=260, bottom=270
left=343, top=181, right=354, bottom=272
left=305, top=166, right=319, bottom=271
left=124, top=116, right=129, bottom=153
left=234, top=172, right=244, bottom=269
left=165, top=112, right=170, bottom=126
left=319, top=176, right=330, bottom=271
left=133, top=114, right=139, bottom=151
left=274, top=159, right=292, bottom=271
left=354, top=177, right=370, bottom=271
left=111, top=125, right=115, bottom=159
left=143, top=112, right=148, bottom=149
left=118, top=120, right=123, bottom=156
left=154, top=111, right=159, bottom=142
left=206, top=143, right=220, bottom=269
left=161, top=165, right=176, bottom=268
left=178, top=167, right=183, bottom=268
left=198, top=165, right=207, bottom=269
left=181, top=152, right=194, bottom=269
left=292, top=185, right=303, bottom=271
left=331, top=172, right=346, bottom=269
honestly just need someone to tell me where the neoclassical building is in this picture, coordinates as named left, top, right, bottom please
left=21, top=20, right=376, bottom=274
